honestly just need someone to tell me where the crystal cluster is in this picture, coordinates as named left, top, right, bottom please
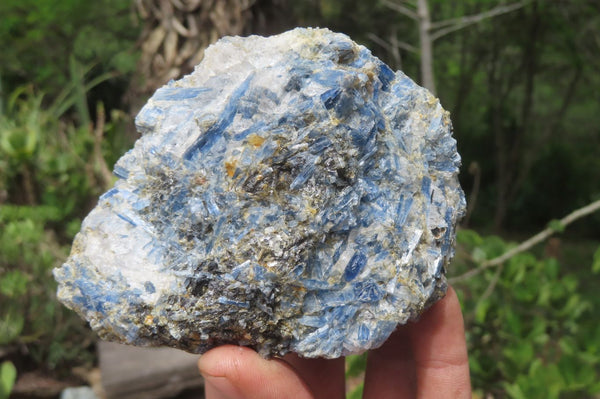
left=54, top=28, right=466, bottom=358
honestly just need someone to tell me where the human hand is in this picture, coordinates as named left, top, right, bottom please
left=197, top=286, right=471, bottom=398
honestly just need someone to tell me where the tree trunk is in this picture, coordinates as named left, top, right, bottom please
left=417, top=0, right=436, bottom=94
left=126, top=0, right=294, bottom=112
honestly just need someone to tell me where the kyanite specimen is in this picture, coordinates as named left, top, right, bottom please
left=54, top=28, right=466, bottom=358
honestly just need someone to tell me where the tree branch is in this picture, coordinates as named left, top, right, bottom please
left=431, top=0, right=529, bottom=29
left=431, top=0, right=529, bottom=41
left=450, top=198, right=600, bottom=283
left=480, top=264, right=503, bottom=301
left=366, top=33, right=418, bottom=54
left=381, top=0, right=418, bottom=21
left=388, top=28, right=402, bottom=69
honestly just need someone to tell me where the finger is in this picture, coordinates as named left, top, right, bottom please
left=283, top=352, right=346, bottom=399
left=409, top=286, right=471, bottom=399
left=363, top=326, right=416, bottom=398
left=198, top=345, right=313, bottom=399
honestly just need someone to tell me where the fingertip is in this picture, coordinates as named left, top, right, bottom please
left=416, top=285, right=465, bottom=344
left=440, top=285, right=460, bottom=313
left=198, top=346, right=251, bottom=399
left=409, top=285, right=472, bottom=398
left=198, top=345, right=314, bottom=399
left=197, top=345, right=251, bottom=378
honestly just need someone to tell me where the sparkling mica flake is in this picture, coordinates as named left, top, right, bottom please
left=54, top=28, right=466, bottom=358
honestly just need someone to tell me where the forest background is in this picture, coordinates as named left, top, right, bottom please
left=1, top=0, right=599, bottom=398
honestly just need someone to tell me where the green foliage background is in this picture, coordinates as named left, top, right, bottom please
left=0, top=0, right=599, bottom=397
left=0, top=0, right=138, bottom=96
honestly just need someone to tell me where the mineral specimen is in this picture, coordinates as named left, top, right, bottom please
left=53, top=28, right=466, bottom=358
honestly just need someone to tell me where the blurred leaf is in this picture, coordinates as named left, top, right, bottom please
left=592, top=246, right=600, bottom=273
left=503, top=382, right=527, bottom=399
left=527, top=317, right=549, bottom=344
left=589, top=380, right=600, bottom=394
left=558, top=336, right=576, bottom=356
left=0, top=310, right=25, bottom=345
left=561, top=275, right=578, bottom=294
left=578, top=351, right=600, bottom=365
left=66, top=218, right=82, bottom=239
left=472, top=247, right=486, bottom=263
left=0, top=361, right=17, bottom=399
left=481, top=236, right=507, bottom=259
left=503, top=341, right=534, bottom=369
left=536, top=281, right=552, bottom=306
left=548, top=219, right=565, bottom=233
left=457, top=229, right=483, bottom=247
left=475, top=298, right=491, bottom=324
left=469, top=356, right=483, bottom=375
left=574, top=364, right=596, bottom=389
left=542, top=257, right=560, bottom=280
left=347, top=382, right=363, bottom=399
left=0, top=204, right=61, bottom=223
left=560, top=294, right=590, bottom=319
left=346, top=353, right=367, bottom=378
left=0, top=270, right=28, bottom=297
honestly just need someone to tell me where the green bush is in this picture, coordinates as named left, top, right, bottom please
left=0, top=69, right=131, bottom=372
left=0, top=0, right=139, bottom=96
left=0, top=208, right=94, bottom=370
left=452, top=230, right=600, bottom=398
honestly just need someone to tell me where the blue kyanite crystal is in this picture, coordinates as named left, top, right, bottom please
left=54, top=28, right=466, bottom=358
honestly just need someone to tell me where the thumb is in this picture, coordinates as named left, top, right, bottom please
left=198, top=345, right=315, bottom=399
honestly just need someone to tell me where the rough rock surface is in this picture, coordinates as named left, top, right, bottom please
left=54, top=28, right=466, bottom=358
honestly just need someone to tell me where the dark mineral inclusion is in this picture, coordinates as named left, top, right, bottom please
left=53, top=28, right=466, bottom=358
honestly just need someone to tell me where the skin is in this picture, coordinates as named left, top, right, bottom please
left=198, top=286, right=471, bottom=399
